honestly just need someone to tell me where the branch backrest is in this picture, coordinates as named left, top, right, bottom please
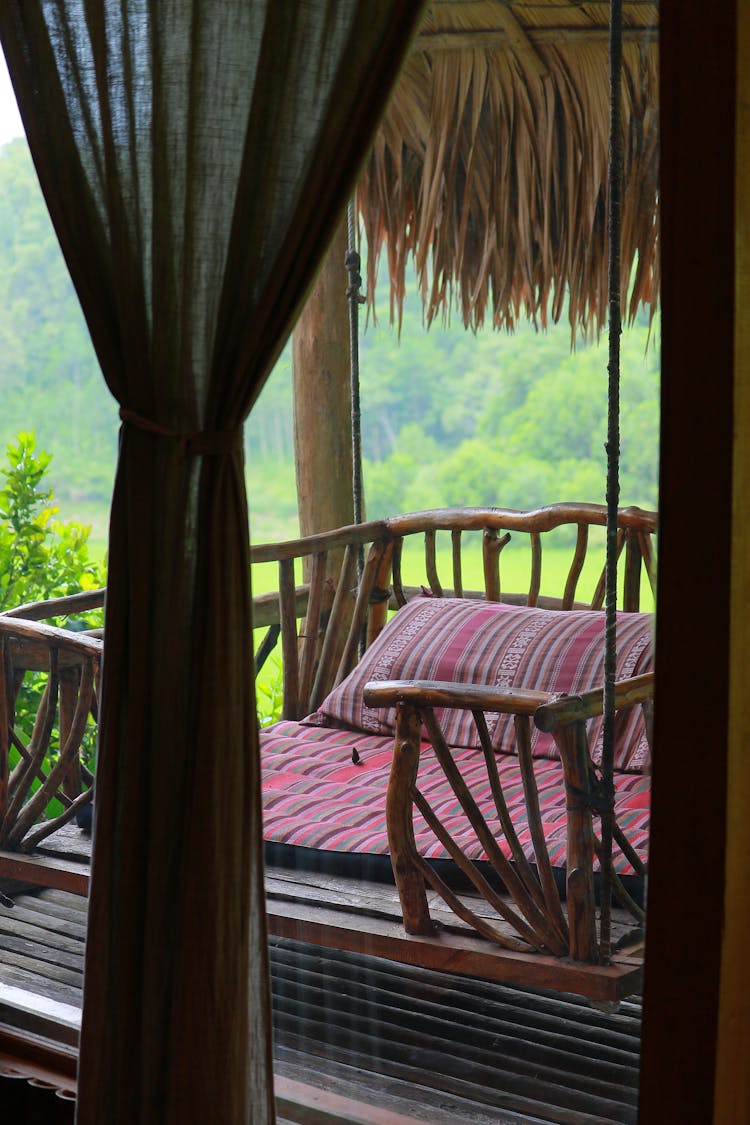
left=1, top=503, right=658, bottom=728
left=250, top=504, right=657, bottom=721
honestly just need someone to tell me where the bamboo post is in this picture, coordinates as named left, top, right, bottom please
left=387, top=703, right=433, bottom=935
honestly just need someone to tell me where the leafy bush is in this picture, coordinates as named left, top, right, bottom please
left=0, top=433, right=106, bottom=803
left=0, top=431, right=105, bottom=612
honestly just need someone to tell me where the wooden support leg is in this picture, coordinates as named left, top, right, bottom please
left=387, top=704, right=434, bottom=935
left=554, top=720, right=598, bottom=962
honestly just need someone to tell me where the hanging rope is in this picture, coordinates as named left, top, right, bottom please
left=346, top=197, right=366, bottom=582
left=600, top=0, right=624, bottom=965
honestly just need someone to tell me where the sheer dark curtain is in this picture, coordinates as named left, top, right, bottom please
left=0, top=3, right=424, bottom=1121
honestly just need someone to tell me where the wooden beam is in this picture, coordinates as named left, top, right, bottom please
left=639, top=0, right=736, bottom=1120
left=265, top=896, right=642, bottom=1004
left=714, top=2, right=750, bottom=1119
left=0, top=853, right=90, bottom=898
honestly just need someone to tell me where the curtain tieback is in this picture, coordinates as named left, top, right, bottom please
left=119, top=408, right=241, bottom=458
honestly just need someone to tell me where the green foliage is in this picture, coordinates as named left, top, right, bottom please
left=0, top=133, right=660, bottom=546
left=360, top=313, right=660, bottom=521
left=255, top=654, right=284, bottom=728
left=0, top=432, right=105, bottom=611
left=0, top=432, right=105, bottom=814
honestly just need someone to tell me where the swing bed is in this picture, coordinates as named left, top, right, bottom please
left=0, top=500, right=655, bottom=1004
left=0, top=2, right=652, bottom=1005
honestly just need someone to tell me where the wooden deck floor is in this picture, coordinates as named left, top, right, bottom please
left=0, top=826, right=643, bottom=1123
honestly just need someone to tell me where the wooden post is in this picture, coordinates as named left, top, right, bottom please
left=292, top=220, right=359, bottom=704
left=714, top=3, right=750, bottom=1117
left=387, top=703, right=433, bottom=935
left=640, top=0, right=739, bottom=1118
left=293, top=219, right=356, bottom=553
left=553, top=722, right=598, bottom=962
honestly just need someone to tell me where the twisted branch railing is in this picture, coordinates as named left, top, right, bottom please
left=364, top=674, right=653, bottom=964
left=0, top=617, right=101, bottom=851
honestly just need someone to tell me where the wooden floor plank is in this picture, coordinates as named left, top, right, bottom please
left=0, top=902, right=87, bottom=942
left=0, top=964, right=84, bottom=1009
left=0, top=889, right=642, bottom=1123
left=0, top=912, right=86, bottom=956
left=0, top=947, right=84, bottom=989
left=0, top=932, right=84, bottom=975
left=6, top=894, right=89, bottom=927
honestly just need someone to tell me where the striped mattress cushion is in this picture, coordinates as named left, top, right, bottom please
left=312, top=597, right=652, bottom=772
left=261, top=720, right=650, bottom=876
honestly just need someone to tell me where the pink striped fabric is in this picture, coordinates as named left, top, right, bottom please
left=261, top=720, right=650, bottom=876
left=311, top=597, right=652, bottom=772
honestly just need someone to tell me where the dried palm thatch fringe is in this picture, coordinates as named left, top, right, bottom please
left=358, top=0, right=659, bottom=338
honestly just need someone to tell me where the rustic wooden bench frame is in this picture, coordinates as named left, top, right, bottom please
left=0, top=503, right=656, bottom=1001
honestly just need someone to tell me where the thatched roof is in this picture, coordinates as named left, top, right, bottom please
left=357, top=0, right=659, bottom=336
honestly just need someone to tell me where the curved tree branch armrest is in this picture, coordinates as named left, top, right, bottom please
left=2, top=588, right=107, bottom=623
left=366, top=672, right=652, bottom=965
left=533, top=672, right=655, bottom=732
left=365, top=680, right=577, bottom=959
left=363, top=679, right=555, bottom=716
left=0, top=616, right=103, bottom=671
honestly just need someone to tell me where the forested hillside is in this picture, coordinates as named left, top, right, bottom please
left=0, top=136, right=660, bottom=547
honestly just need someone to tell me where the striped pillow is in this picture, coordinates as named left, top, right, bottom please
left=311, top=597, right=652, bottom=772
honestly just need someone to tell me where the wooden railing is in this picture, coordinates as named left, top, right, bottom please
left=363, top=673, right=653, bottom=964
left=0, top=617, right=101, bottom=851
